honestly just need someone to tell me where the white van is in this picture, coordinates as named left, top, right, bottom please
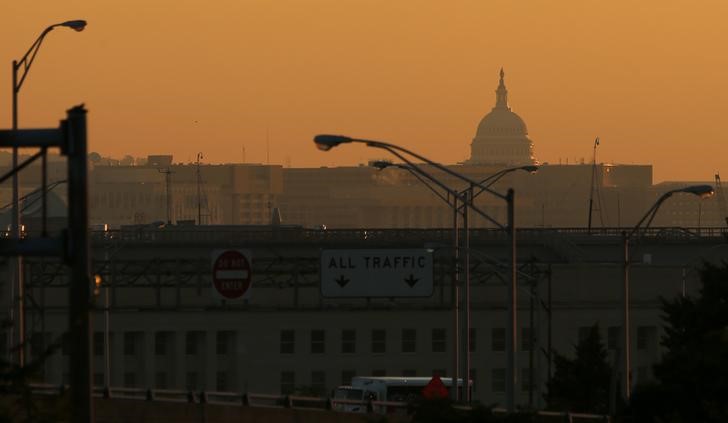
left=333, top=376, right=470, bottom=413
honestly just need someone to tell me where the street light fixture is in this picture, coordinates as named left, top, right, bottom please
left=622, top=184, right=714, bottom=400
left=317, top=134, right=522, bottom=410
left=9, top=19, right=87, bottom=369
left=372, top=158, right=538, bottom=404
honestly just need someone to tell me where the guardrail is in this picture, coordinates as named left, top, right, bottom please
left=90, top=226, right=728, bottom=245
left=25, top=383, right=611, bottom=421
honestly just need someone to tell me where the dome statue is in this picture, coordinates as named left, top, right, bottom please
left=468, top=69, right=536, bottom=165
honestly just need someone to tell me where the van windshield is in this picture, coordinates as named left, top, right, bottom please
left=335, top=388, right=363, bottom=400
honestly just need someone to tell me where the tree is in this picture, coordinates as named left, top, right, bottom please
left=545, top=324, right=612, bottom=414
left=629, top=262, right=728, bottom=422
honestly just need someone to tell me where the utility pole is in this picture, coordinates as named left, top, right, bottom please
left=587, top=137, right=601, bottom=232
left=196, top=152, right=203, bottom=225
left=158, top=168, right=174, bottom=224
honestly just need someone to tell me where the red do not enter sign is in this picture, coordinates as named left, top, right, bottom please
left=211, top=250, right=252, bottom=300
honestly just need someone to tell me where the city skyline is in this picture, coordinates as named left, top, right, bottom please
left=2, top=1, right=727, bottom=183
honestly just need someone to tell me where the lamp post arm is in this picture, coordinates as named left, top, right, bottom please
left=14, top=25, right=58, bottom=92
left=381, top=147, right=505, bottom=229
left=382, top=147, right=461, bottom=200
left=397, top=165, right=452, bottom=206
left=471, top=168, right=516, bottom=201
left=628, top=191, right=674, bottom=238
left=479, top=167, right=518, bottom=186
left=358, top=138, right=508, bottom=201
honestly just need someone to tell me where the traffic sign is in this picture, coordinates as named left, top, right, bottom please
left=320, top=249, right=433, bottom=298
left=211, top=249, right=252, bottom=300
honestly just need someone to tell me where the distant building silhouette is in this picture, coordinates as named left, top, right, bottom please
left=468, top=69, right=535, bottom=166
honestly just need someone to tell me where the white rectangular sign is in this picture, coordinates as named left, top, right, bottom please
left=321, top=249, right=433, bottom=298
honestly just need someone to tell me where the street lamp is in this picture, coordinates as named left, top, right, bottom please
left=9, top=19, right=87, bottom=368
left=480, top=165, right=539, bottom=187
left=372, top=159, right=537, bottom=405
left=622, top=184, right=713, bottom=400
left=372, top=159, right=467, bottom=401
left=316, top=134, right=521, bottom=410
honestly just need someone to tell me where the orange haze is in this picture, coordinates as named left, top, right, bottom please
left=2, top=0, right=727, bottom=182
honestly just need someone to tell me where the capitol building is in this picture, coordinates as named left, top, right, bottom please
left=468, top=69, right=536, bottom=166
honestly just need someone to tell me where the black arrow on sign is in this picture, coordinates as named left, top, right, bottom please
left=335, top=275, right=350, bottom=288
left=404, top=274, right=419, bottom=288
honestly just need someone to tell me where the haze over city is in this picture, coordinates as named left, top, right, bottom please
left=5, top=2, right=728, bottom=423
left=2, top=1, right=727, bottom=182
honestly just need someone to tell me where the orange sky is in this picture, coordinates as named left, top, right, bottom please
left=2, top=0, right=727, bottom=182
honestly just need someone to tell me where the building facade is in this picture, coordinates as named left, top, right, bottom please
left=9, top=226, right=728, bottom=407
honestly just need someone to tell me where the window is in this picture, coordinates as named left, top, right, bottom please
left=470, top=328, right=476, bottom=353
left=123, top=372, right=136, bottom=388
left=431, top=328, right=446, bottom=353
left=155, top=332, right=169, bottom=356
left=491, top=368, right=505, bottom=393
left=186, top=372, right=198, bottom=390
left=186, top=331, right=201, bottom=355
left=637, top=366, right=648, bottom=384
left=311, top=371, right=326, bottom=395
left=521, top=367, right=532, bottom=392
left=372, top=329, right=386, bottom=353
left=216, top=371, right=228, bottom=392
left=123, top=332, right=138, bottom=356
left=402, top=369, right=416, bottom=377
left=93, top=332, right=104, bottom=356
left=30, top=332, right=46, bottom=358
left=521, top=327, right=532, bottom=351
left=401, top=329, right=416, bottom=353
left=492, top=328, right=505, bottom=352
left=607, top=326, right=619, bottom=350
left=637, top=326, right=656, bottom=350
left=62, top=332, right=70, bottom=356
left=341, top=370, right=355, bottom=386
left=578, top=326, right=592, bottom=343
left=155, top=372, right=167, bottom=389
left=93, top=373, right=104, bottom=387
left=280, top=330, right=295, bottom=354
left=281, top=371, right=295, bottom=395
left=341, top=330, right=356, bottom=354
left=371, top=369, right=386, bottom=377
left=217, top=331, right=234, bottom=355
left=311, top=330, right=325, bottom=354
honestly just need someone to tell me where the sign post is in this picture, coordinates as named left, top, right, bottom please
left=321, top=249, right=433, bottom=298
left=211, top=249, right=252, bottom=300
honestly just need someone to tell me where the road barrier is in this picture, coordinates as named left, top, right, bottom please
left=26, top=383, right=611, bottom=421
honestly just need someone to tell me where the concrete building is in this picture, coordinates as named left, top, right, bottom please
left=90, top=159, right=283, bottom=226
left=9, top=226, right=728, bottom=407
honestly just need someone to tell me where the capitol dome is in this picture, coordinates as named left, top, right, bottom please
left=475, top=107, right=528, bottom=137
left=468, top=69, right=535, bottom=165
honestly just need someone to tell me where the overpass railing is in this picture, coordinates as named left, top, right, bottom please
left=90, top=226, right=728, bottom=245
left=26, top=383, right=612, bottom=421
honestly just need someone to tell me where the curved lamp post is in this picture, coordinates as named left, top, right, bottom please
left=316, top=134, right=523, bottom=410
left=622, top=184, right=713, bottom=400
left=9, top=19, right=87, bottom=370
left=372, top=159, right=537, bottom=405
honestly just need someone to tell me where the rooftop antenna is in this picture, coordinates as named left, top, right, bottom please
left=196, top=152, right=207, bottom=225
left=587, top=137, right=606, bottom=232
left=157, top=167, right=174, bottom=224
left=714, top=172, right=728, bottom=227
